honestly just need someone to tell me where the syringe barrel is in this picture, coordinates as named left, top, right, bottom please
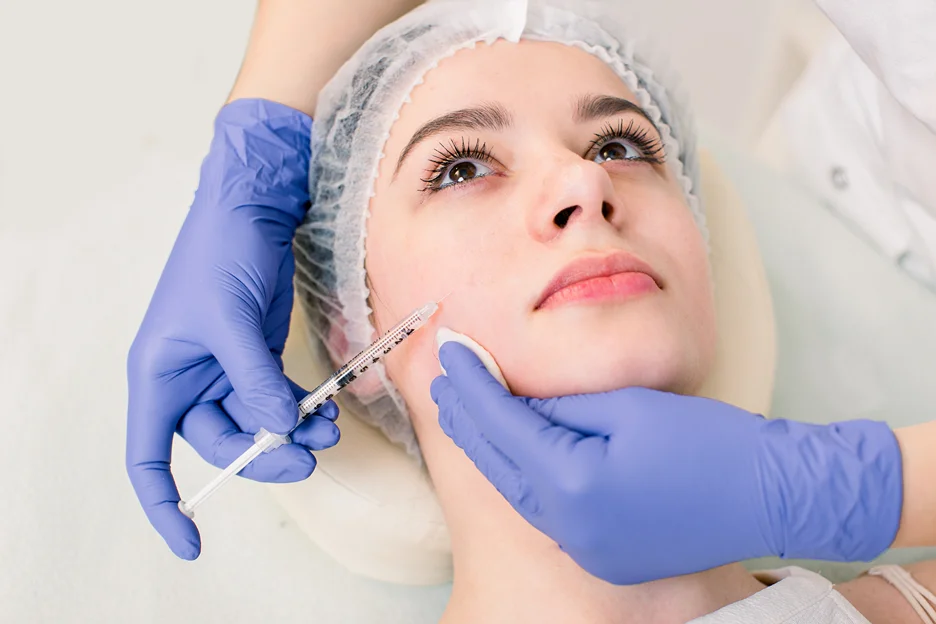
left=297, top=377, right=343, bottom=417
left=295, top=301, right=438, bottom=418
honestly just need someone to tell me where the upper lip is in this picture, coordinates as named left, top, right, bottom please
left=535, top=251, right=662, bottom=309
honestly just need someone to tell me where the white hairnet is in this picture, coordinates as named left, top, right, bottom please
left=294, top=0, right=704, bottom=456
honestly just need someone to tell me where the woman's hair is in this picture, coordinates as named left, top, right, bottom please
left=293, top=0, right=704, bottom=456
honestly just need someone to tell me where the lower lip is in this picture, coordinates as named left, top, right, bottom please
left=538, top=272, right=659, bottom=310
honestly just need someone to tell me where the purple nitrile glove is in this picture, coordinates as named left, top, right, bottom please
left=126, top=99, right=340, bottom=561
left=430, top=342, right=902, bottom=585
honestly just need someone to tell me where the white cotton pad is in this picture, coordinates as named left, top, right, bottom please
left=436, top=327, right=510, bottom=390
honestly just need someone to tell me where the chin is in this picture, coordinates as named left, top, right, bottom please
left=507, top=321, right=712, bottom=399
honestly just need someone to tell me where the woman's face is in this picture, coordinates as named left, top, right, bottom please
left=365, top=40, right=715, bottom=423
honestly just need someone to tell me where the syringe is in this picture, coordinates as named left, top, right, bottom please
left=179, top=300, right=441, bottom=518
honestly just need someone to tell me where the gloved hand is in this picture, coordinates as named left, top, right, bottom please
left=430, top=342, right=903, bottom=585
left=126, top=99, right=340, bottom=561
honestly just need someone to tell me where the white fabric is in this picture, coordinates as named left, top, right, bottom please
left=695, top=565, right=936, bottom=624
left=814, top=0, right=936, bottom=133
left=692, top=567, right=869, bottom=623
left=293, top=0, right=705, bottom=457
left=816, top=0, right=936, bottom=226
left=757, top=1, right=936, bottom=288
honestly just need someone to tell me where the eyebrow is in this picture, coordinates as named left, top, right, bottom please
left=573, top=94, right=658, bottom=131
left=392, top=94, right=658, bottom=178
left=393, top=103, right=513, bottom=178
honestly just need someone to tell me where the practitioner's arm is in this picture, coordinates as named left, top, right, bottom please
left=892, top=422, right=936, bottom=547
left=227, top=0, right=424, bottom=115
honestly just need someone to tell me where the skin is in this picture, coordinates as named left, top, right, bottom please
left=227, top=0, right=424, bottom=115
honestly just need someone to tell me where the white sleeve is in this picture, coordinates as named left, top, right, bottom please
left=814, top=0, right=936, bottom=133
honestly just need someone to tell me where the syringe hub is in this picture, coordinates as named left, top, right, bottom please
left=417, top=301, right=439, bottom=322
left=254, top=428, right=290, bottom=453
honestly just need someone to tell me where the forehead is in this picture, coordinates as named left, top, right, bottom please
left=390, top=39, right=638, bottom=135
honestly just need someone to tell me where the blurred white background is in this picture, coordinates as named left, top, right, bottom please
left=0, top=1, right=845, bottom=622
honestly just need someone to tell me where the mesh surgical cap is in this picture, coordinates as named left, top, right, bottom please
left=294, top=0, right=705, bottom=457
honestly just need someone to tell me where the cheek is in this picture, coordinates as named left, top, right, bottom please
left=663, top=210, right=714, bottom=327
left=368, top=191, right=525, bottom=319
left=630, top=183, right=711, bottom=299
left=363, top=199, right=522, bottom=403
left=365, top=216, right=450, bottom=387
left=649, top=202, right=718, bottom=374
left=368, top=235, right=495, bottom=321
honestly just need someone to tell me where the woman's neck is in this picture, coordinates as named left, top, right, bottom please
left=419, top=429, right=764, bottom=624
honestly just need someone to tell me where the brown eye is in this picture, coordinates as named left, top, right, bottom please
left=448, top=161, right=478, bottom=184
left=430, top=158, right=493, bottom=191
left=596, top=140, right=639, bottom=163
left=599, top=143, right=629, bottom=161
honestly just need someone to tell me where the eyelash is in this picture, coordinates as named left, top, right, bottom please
left=419, top=119, right=666, bottom=194
left=588, top=118, right=666, bottom=165
left=420, top=137, right=497, bottom=193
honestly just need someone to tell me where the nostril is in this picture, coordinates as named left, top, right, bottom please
left=601, top=201, right=613, bottom=220
left=553, top=206, right=578, bottom=228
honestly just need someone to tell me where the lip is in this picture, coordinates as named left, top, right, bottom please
left=535, top=251, right=662, bottom=310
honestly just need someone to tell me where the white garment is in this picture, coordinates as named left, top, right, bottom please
left=690, top=567, right=869, bottom=624
left=816, top=0, right=936, bottom=229
left=814, top=0, right=936, bottom=133
left=758, top=0, right=936, bottom=288
left=691, top=565, right=936, bottom=624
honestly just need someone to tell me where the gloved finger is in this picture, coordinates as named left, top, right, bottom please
left=523, top=394, right=614, bottom=437
left=178, top=402, right=316, bottom=482
left=207, top=317, right=298, bottom=435
left=219, top=387, right=261, bottom=433
left=435, top=342, right=580, bottom=474
left=284, top=373, right=341, bottom=421
left=221, top=385, right=339, bottom=435
left=300, top=396, right=339, bottom=422
left=287, top=376, right=310, bottom=402
left=431, top=375, right=537, bottom=517
left=126, top=454, right=202, bottom=560
left=290, top=415, right=341, bottom=450
left=218, top=391, right=339, bottom=450
left=125, top=449, right=201, bottom=560
left=126, top=343, right=201, bottom=560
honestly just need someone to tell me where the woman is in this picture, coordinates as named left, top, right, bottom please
left=289, top=2, right=936, bottom=621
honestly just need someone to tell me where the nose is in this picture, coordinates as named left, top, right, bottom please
left=526, top=153, right=620, bottom=241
